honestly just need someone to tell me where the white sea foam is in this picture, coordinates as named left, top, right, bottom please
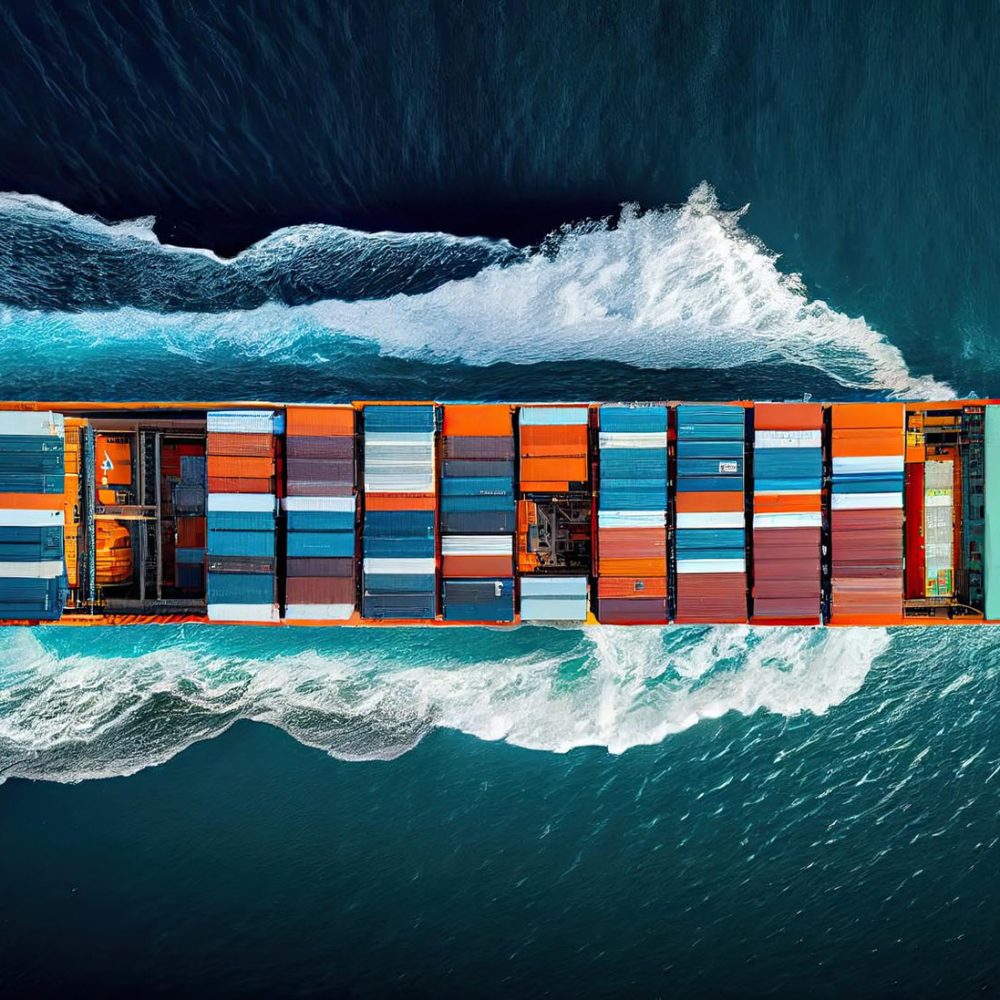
left=0, top=184, right=953, bottom=397
left=306, top=184, right=952, bottom=396
left=0, top=624, right=891, bottom=782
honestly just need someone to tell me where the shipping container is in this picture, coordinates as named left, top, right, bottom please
left=674, top=405, right=748, bottom=624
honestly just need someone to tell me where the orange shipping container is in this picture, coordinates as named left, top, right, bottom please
left=599, top=557, right=669, bottom=576
left=207, top=456, right=275, bottom=480
left=0, top=492, right=64, bottom=510
left=364, top=494, right=436, bottom=511
left=598, top=527, right=667, bottom=557
left=519, top=426, right=588, bottom=447
left=753, top=403, right=823, bottom=430
left=206, top=432, right=276, bottom=457
left=285, top=406, right=355, bottom=437
left=674, top=491, right=745, bottom=513
left=830, top=403, right=904, bottom=430
left=520, top=458, right=588, bottom=483
left=443, top=404, right=512, bottom=437
left=753, top=493, right=822, bottom=514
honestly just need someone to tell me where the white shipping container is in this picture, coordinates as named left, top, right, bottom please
left=207, top=603, right=280, bottom=622
left=363, top=557, right=436, bottom=575
left=831, top=492, right=903, bottom=510
left=207, top=492, right=277, bottom=513
left=284, top=603, right=354, bottom=621
left=754, top=429, right=822, bottom=448
left=0, top=410, right=65, bottom=437
left=599, top=431, right=668, bottom=449
left=752, top=512, right=822, bottom=529
left=206, top=410, right=276, bottom=434
left=0, top=560, right=64, bottom=578
left=676, top=558, right=746, bottom=574
left=832, top=455, right=905, bottom=474
left=520, top=576, right=588, bottom=597
left=675, top=511, right=744, bottom=529
left=282, top=496, right=355, bottom=512
left=0, top=509, right=64, bottom=527
left=442, top=535, right=513, bottom=556
left=598, top=511, right=667, bottom=528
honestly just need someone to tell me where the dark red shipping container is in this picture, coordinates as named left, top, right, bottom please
left=286, top=577, right=356, bottom=605
left=286, top=557, right=355, bottom=577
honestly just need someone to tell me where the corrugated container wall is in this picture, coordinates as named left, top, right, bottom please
left=596, top=405, right=669, bottom=623
left=517, top=405, right=591, bottom=622
left=828, top=403, right=905, bottom=621
left=983, top=406, right=1000, bottom=619
left=362, top=405, right=438, bottom=620
left=440, top=405, right=515, bottom=622
left=0, top=410, right=69, bottom=620
left=282, top=406, right=357, bottom=620
left=206, top=410, right=279, bottom=621
left=673, top=404, right=748, bottom=623
left=751, top=403, right=823, bottom=623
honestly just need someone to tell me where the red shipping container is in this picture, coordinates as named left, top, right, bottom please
left=286, top=576, right=356, bottom=605
left=441, top=554, right=513, bottom=578
left=207, top=476, right=275, bottom=494
left=675, top=573, right=748, bottom=623
left=597, top=577, right=668, bottom=599
left=597, top=598, right=668, bottom=624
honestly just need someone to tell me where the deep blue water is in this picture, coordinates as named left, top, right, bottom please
left=0, top=1, right=998, bottom=995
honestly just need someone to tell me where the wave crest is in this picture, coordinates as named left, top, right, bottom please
left=0, top=185, right=951, bottom=398
left=0, top=624, right=890, bottom=783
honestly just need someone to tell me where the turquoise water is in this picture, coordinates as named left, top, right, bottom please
left=0, top=0, right=999, bottom=994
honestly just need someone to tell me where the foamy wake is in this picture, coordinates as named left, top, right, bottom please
left=0, top=184, right=951, bottom=397
left=0, top=624, right=890, bottom=783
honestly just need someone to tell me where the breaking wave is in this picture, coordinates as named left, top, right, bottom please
left=0, top=184, right=951, bottom=398
left=0, top=624, right=891, bottom=783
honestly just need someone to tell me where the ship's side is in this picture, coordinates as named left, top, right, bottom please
left=0, top=398, right=993, bottom=628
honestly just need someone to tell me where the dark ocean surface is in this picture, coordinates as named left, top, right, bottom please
left=0, top=1, right=997, bottom=995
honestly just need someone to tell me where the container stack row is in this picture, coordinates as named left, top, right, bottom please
left=518, top=405, right=590, bottom=621
left=596, top=405, right=669, bottom=623
left=751, top=403, right=823, bottom=623
left=0, top=411, right=68, bottom=620
left=518, top=406, right=589, bottom=494
left=206, top=410, right=280, bottom=622
left=440, top=405, right=515, bottom=622
left=173, top=453, right=206, bottom=592
left=282, top=406, right=357, bottom=620
left=362, top=405, right=437, bottom=619
left=674, top=405, right=748, bottom=623
left=829, top=403, right=905, bottom=621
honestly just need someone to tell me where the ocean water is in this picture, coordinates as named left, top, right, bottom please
left=0, top=1, right=998, bottom=995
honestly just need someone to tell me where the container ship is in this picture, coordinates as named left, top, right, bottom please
left=0, top=398, right=996, bottom=628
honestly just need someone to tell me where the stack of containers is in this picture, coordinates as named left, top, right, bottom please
left=595, top=405, right=669, bottom=624
left=674, top=404, right=748, bottom=623
left=0, top=411, right=68, bottom=620
left=751, top=403, right=824, bottom=624
left=362, top=405, right=437, bottom=620
left=205, top=410, right=279, bottom=622
left=518, top=405, right=591, bottom=622
left=174, top=454, right=206, bottom=592
left=518, top=406, right=589, bottom=493
left=282, top=406, right=357, bottom=620
left=830, top=403, right=905, bottom=621
left=440, top=405, right=515, bottom=622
